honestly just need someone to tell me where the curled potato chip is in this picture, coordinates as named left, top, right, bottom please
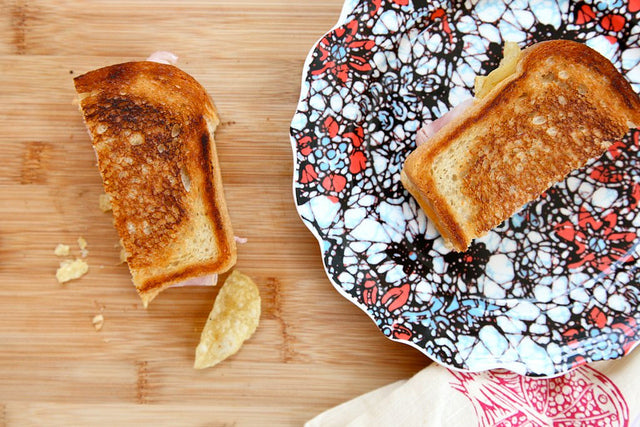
left=194, top=270, right=261, bottom=369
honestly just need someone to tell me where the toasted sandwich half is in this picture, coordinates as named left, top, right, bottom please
left=74, top=61, right=236, bottom=306
left=401, top=40, right=640, bottom=252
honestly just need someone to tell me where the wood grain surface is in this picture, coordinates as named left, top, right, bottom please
left=0, top=0, right=430, bottom=425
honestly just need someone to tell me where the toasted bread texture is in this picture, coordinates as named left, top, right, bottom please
left=402, top=40, right=640, bottom=252
left=74, top=61, right=236, bottom=306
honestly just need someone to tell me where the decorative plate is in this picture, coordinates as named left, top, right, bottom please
left=290, top=0, right=640, bottom=377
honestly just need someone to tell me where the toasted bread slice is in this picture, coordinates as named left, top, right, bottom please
left=402, top=40, right=640, bottom=252
left=74, top=61, right=236, bottom=306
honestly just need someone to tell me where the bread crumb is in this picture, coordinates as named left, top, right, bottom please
left=95, top=123, right=107, bottom=134
left=99, top=193, right=112, bottom=212
left=116, top=239, right=128, bottom=264
left=92, top=314, right=104, bottom=331
left=171, top=124, right=181, bottom=138
left=56, top=258, right=89, bottom=284
left=532, top=115, right=547, bottom=125
left=119, top=248, right=128, bottom=264
left=129, top=132, right=145, bottom=146
left=54, top=244, right=70, bottom=257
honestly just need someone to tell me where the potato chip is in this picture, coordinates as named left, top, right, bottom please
left=56, top=258, right=89, bottom=284
left=77, top=236, right=88, bottom=251
left=92, top=314, right=104, bottom=331
left=194, top=270, right=261, bottom=369
left=54, top=244, right=70, bottom=257
left=77, top=236, right=89, bottom=258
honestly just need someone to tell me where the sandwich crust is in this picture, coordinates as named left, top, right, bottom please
left=74, top=61, right=236, bottom=305
left=402, top=40, right=640, bottom=252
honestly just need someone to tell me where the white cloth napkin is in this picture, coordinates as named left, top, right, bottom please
left=307, top=350, right=640, bottom=426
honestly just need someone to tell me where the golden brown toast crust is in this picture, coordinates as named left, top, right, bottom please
left=74, top=61, right=236, bottom=305
left=402, top=40, right=640, bottom=252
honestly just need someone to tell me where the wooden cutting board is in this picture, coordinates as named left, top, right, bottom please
left=0, top=0, right=429, bottom=425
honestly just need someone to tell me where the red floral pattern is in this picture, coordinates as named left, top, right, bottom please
left=555, top=207, right=636, bottom=273
left=309, top=20, right=374, bottom=86
left=450, top=366, right=629, bottom=426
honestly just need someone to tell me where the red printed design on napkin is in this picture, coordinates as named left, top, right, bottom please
left=449, top=367, right=628, bottom=426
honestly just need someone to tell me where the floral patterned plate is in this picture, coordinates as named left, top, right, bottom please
left=290, top=0, right=640, bottom=377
